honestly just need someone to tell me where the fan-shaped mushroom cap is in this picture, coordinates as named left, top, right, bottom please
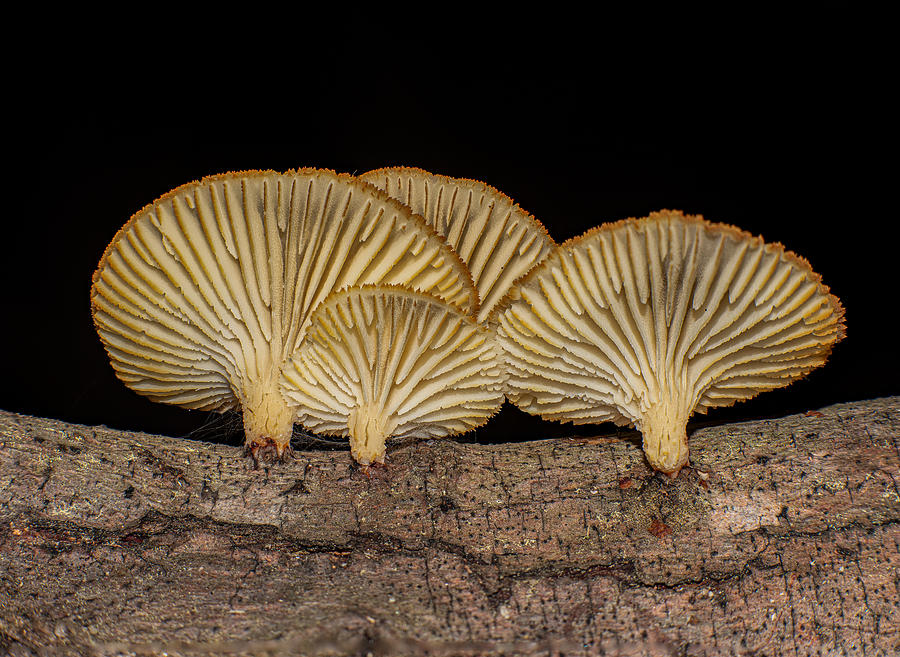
left=360, top=167, right=556, bottom=322
left=90, top=169, right=478, bottom=458
left=281, top=285, right=505, bottom=465
left=495, top=210, right=845, bottom=476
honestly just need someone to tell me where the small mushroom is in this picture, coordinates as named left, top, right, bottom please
left=91, top=169, right=477, bottom=460
left=281, top=285, right=505, bottom=465
left=360, top=167, right=556, bottom=322
left=495, top=210, right=845, bottom=476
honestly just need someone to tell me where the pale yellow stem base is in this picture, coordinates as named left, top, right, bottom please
left=347, top=403, right=396, bottom=466
left=242, top=377, right=295, bottom=458
left=636, top=399, right=691, bottom=476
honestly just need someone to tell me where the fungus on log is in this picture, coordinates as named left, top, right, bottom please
left=90, top=169, right=477, bottom=461
left=360, top=167, right=556, bottom=322
left=282, top=285, right=505, bottom=465
left=495, top=210, right=846, bottom=476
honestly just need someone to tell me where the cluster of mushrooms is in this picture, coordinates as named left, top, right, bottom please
left=91, top=168, right=845, bottom=476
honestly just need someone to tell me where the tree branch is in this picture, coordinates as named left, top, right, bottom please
left=1, top=398, right=898, bottom=656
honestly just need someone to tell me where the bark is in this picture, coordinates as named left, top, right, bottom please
left=1, top=398, right=898, bottom=657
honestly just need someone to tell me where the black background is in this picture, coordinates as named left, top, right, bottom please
left=5, top=18, right=895, bottom=451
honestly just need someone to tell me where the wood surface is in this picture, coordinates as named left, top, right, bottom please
left=1, top=397, right=898, bottom=656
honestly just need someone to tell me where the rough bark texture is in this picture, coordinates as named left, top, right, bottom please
left=1, top=398, right=898, bottom=657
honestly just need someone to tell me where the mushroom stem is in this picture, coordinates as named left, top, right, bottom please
left=347, top=403, right=395, bottom=466
left=241, top=373, right=295, bottom=460
left=636, top=397, right=691, bottom=476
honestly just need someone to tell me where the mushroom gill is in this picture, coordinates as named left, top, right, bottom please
left=360, top=167, right=556, bottom=322
left=494, top=210, right=845, bottom=476
left=281, top=285, right=505, bottom=465
left=90, top=169, right=477, bottom=460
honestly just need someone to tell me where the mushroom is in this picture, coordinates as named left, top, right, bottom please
left=90, top=169, right=478, bottom=460
left=494, top=210, right=845, bottom=476
left=281, top=285, right=505, bottom=465
left=359, top=167, right=556, bottom=322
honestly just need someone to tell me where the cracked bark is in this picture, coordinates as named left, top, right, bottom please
left=1, top=398, right=898, bottom=657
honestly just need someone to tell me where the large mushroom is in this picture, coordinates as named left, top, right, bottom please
left=90, top=169, right=477, bottom=460
left=282, top=285, right=505, bottom=465
left=360, top=167, right=556, bottom=322
left=495, top=210, right=845, bottom=476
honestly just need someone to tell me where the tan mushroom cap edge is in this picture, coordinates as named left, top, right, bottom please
left=493, top=209, right=846, bottom=476
left=360, top=166, right=556, bottom=323
left=90, top=169, right=479, bottom=460
left=282, top=284, right=506, bottom=465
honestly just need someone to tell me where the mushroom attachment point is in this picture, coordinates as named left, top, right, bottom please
left=282, top=285, right=505, bottom=465
left=90, top=169, right=477, bottom=460
left=494, top=210, right=846, bottom=476
left=360, top=167, right=556, bottom=323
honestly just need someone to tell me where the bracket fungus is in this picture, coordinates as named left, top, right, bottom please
left=90, top=169, right=478, bottom=460
left=495, top=210, right=845, bottom=476
left=360, top=167, right=556, bottom=322
left=282, top=285, right=505, bottom=465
